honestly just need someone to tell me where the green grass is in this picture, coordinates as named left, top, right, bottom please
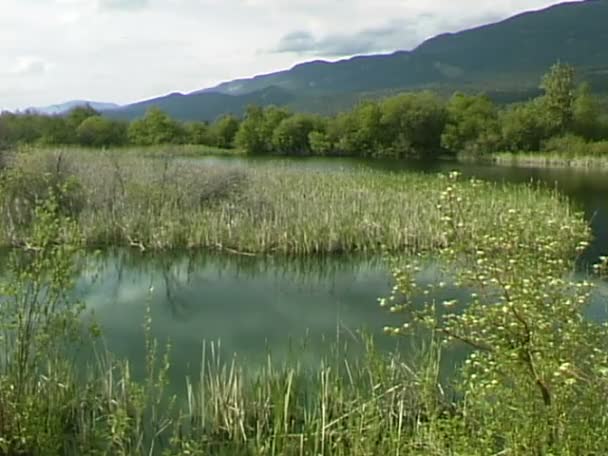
left=472, top=138, right=608, bottom=169
left=489, top=151, right=608, bottom=169
left=1, top=159, right=606, bottom=454
left=0, top=148, right=581, bottom=254
left=14, top=143, right=246, bottom=158
left=0, top=330, right=460, bottom=455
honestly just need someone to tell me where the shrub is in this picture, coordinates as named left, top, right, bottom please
left=382, top=172, right=608, bottom=454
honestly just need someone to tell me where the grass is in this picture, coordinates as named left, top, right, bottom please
left=489, top=151, right=608, bottom=169
left=1, top=147, right=606, bottom=454
left=470, top=138, right=608, bottom=169
left=14, top=143, right=246, bottom=158
left=0, top=148, right=581, bottom=254
left=1, top=330, right=460, bottom=455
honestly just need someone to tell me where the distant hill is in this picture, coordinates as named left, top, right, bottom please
left=108, top=86, right=294, bottom=121
left=108, top=0, right=608, bottom=121
left=28, top=100, right=121, bottom=115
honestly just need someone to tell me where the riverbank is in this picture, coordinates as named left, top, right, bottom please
left=10, top=143, right=246, bottom=157
left=459, top=151, right=608, bottom=170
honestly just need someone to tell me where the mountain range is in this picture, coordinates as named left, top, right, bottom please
left=68, top=0, right=608, bottom=121
left=27, top=100, right=121, bottom=116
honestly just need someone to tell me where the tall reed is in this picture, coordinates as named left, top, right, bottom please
left=0, top=149, right=579, bottom=255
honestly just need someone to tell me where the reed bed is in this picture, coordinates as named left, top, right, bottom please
left=12, top=335, right=462, bottom=455
left=0, top=149, right=580, bottom=255
left=489, top=151, right=608, bottom=169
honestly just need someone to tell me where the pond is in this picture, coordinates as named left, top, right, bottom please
left=72, top=158, right=608, bottom=385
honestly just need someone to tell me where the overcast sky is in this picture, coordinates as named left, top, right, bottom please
left=0, top=0, right=571, bottom=110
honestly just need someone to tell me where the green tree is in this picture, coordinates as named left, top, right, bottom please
left=127, top=107, right=185, bottom=146
left=38, top=116, right=73, bottom=145
left=209, top=115, right=240, bottom=149
left=539, top=62, right=576, bottom=134
left=308, top=131, right=333, bottom=155
left=271, top=114, right=322, bottom=154
left=185, top=121, right=213, bottom=145
left=441, top=93, right=501, bottom=155
left=235, top=105, right=266, bottom=154
left=235, top=105, right=290, bottom=154
left=76, top=116, right=127, bottom=147
left=500, top=100, right=552, bottom=151
left=333, top=101, right=385, bottom=156
left=66, top=105, right=100, bottom=130
left=260, top=106, right=291, bottom=153
left=572, top=82, right=602, bottom=140
left=380, top=92, right=447, bottom=158
left=382, top=173, right=608, bottom=453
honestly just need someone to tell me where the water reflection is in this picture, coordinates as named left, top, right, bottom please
left=75, top=252, right=401, bottom=384
left=4, top=157, right=608, bottom=388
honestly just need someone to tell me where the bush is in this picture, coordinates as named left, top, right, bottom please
left=382, top=172, right=608, bottom=454
left=588, top=140, right=608, bottom=156
left=541, top=134, right=589, bottom=157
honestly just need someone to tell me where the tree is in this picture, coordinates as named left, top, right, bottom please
left=271, top=114, right=322, bottom=154
left=38, top=116, right=73, bottom=145
left=500, top=100, right=552, bottom=152
left=235, top=105, right=290, bottom=154
left=333, top=101, right=385, bottom=156
left=76, top=116, right=127, bottom=147
left=572, top=82, right=603, bottom=140
left=308, top=131, right=333, bottom=156
left=380, top=92, right=447, bottom=158
left=441, top=93, right=501, bottom=155
left=127, top=107, right=185, bottom=145
left=382, top=173, right=608, bottom=452
left=209, top=115, right=240, bottom=149
left=66, top=105, right=100, bottom=130
left=185, top=122, right=213, bottom=145
left=539, top=62, right=576, bottom=135
left=235, top=105, right=266, bottom=154
left=260, top=106, right=291, bottom=152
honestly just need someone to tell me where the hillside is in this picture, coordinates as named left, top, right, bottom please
left=108, top=86, right=294, bottom=121
left=108, top=0, right=608, bottom=121
left=29, top=100, right=121, bottom=115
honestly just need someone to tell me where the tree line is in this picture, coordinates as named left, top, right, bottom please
left=1, top=63, right=607, bottom=157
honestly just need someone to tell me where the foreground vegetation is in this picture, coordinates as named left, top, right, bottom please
left=2, top=63, right=607, bottom=163
left=488, top=146, right=608, bottom=168
left=0, top=169, right=607, bottom=454
left=0, top=149, right=580, bottom=254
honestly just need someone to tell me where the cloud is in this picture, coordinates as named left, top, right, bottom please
left=98, top=0, right=148, bottom=10
left=274, top=19, right=426, bottom=57
left=8, top=57, right=49, bottom=76
left=273, top=8, right=518, bottom=58
left=0, top=0, right=570, bottom=110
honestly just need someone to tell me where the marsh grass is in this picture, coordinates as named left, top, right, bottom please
left=1, top=167, right=607, bottom=455
left=15, top=144, right=246, bottom=158
left=0, top=148, right=580, bottom=254
left=486, top=141, right=608, bottom=169
left=1, top=331, right=454, bottom=455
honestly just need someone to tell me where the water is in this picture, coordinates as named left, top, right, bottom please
left=68, top=158, right=608, bottom=383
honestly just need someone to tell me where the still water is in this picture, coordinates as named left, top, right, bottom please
left=73, top=158, right=608, bottom=382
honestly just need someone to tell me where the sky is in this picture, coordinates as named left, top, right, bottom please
left=0, top=0, right=573, bottom=111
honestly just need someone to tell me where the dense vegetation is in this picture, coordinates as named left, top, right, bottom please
left=0, top=164, right=607, bottom=454
left=0, top=149, right=576, bottom=253
left=3, top=64, right=607, bottom=162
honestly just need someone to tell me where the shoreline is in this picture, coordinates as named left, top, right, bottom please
left=458, top=153, right=608, bottom=170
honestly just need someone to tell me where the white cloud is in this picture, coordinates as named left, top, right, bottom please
left=0, top=0, right=576, bottom=111
left=98, top=0, right=149, bottom=10
left=7, top=57, right=50, bottom=76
